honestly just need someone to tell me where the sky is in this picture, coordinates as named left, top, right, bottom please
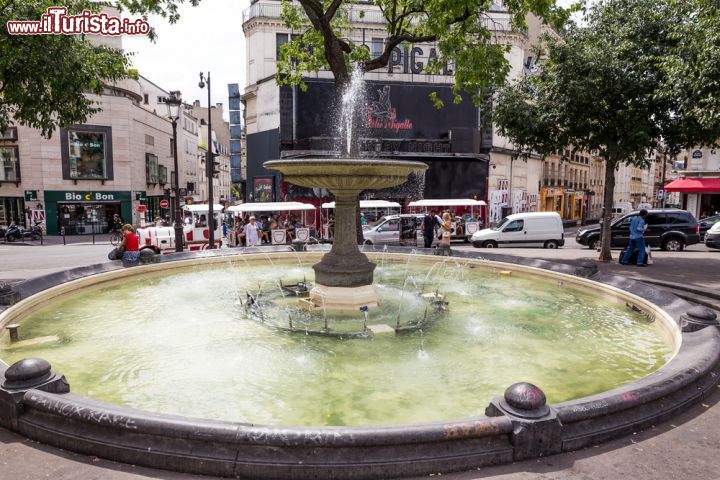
left=123, top=0, right=251, bottom=117
left=122, top=0, right=584, bottom=119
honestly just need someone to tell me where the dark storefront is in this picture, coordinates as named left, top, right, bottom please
left=45, top=191, right=132, bottom=235
left=246, top=79, right=489, bottom=204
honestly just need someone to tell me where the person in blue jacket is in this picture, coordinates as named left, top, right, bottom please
left=621, top=209, right=649, bottom=266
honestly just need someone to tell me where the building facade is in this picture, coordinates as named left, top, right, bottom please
left=228, top=83, right=246, bottom=202
left=190, top=101, right=232, bottom=205
left=539, top=149, right=596, bottom=224
left=241, top=0, right=550, bottom=223
left=665, top=146, right=720, bottom=218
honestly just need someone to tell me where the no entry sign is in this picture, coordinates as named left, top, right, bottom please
left=160, top=199, right=169, bottom=209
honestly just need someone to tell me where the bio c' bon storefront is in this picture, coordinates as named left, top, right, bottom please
left=44, top=191, right=132, bottom=235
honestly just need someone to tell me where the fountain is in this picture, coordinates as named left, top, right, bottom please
left=0, top=65, right=718, bottom=480
left=265, top=66, right=426, bottom=310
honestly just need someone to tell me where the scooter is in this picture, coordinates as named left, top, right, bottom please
left=3, top=223, right=21, bottom=242
left=21, top=222, right=43, bottom=241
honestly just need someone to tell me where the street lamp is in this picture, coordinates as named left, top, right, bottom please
left=198, top=71, right=215, bottom=249
left=165, top=90, right=184, bottom=253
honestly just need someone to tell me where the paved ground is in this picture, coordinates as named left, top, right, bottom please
left=0, top=236, right=719, bottom=479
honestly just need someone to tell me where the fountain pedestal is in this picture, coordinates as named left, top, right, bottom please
left=264, top=158, right=427, bottom=311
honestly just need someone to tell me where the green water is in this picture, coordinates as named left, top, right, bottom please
left=0, top=258, right=673, bottom=426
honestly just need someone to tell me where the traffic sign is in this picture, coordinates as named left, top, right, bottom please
left=657, top=190, right=664, bottom=200
left=137, top=205, right=147, bottom=213
left=160, top=199, right=169, bottom=209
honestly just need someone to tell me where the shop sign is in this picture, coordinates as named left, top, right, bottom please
left=24, top=190, right=38, bottom=201
left=692, top=150, right=703, bottom=159
left=44, top=190, right=132, bottom=202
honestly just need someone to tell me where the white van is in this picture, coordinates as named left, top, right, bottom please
left=471, top=212, right=564, bottom=249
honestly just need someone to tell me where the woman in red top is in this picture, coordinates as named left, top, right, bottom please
left=120, top=224, right=141, bottom=262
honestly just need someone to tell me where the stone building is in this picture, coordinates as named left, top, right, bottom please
left=665, top=145, right=720, bottom=218
left=539, top=149, right=596, bottom=224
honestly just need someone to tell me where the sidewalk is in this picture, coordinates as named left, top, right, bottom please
left=0, top=247, right=719, bottom=479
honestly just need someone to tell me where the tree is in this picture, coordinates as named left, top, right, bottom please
left=493, top=0, right=717, bottom=261
left=275, top=0, right=573, bottom=242
left=0, top=0, right=198, bottom=137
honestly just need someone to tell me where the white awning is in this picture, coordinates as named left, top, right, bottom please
left=183, top=204, right=225, bottom=212
left=226, top=202, right=316, bottom=213
left=408, top=199, right=487, bottom=207
left=321, top=200, right=402, bottom=209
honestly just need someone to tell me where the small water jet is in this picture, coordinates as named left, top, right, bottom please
left=265, top=65, right=427, bottom=310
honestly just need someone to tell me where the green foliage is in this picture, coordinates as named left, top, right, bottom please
left=276, top=0, right=578, bottom=104
left=127, top=67, right=140, bottom=79
left=493, top=0, right=718, bottom=260
left=661, top=0, right=720, bottom=149
left=0, top=0, right=199, bottom=138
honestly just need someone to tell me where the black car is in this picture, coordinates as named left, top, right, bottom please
left=699, top=215, right=720, bottom=241
left=576, top=209, right=700, bottom=251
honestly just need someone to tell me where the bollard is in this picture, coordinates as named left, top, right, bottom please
left=5, top=324, right=19, bottom=342
left=680, top=306, right=719, bottom=332
left=61, top=226, right=66, bottom=245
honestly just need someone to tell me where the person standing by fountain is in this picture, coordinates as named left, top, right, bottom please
left=243, top=216, right=261, bottom=247
left=421, top=210, right=441, bottom=248
left=437, top=212, right=453, bottom=256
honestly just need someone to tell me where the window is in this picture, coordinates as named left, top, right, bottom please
left=157, top=96, right=166, bottom=104
left=646, top=213, right=666, bottom=225
left=61, top=126, right=113, bottom=180
left=0, top=146, right=20, bottom=182
left=371, top=37, right=384, bottom=58
left=230, top=139, right=242, bottom=153
left=170, top=137, right=175, bottom=156
left=230, top=111, right=242, bottom=125
left=504, top=220, right=524, bottom=232
left=146, top=153, right=159, bottom=184
left=276, top=33, right=289, bottom=60
left=667, top=212, right=692, bottom=224
left=0, top=127, right=17, bottom=140
left=145, top=134, right=154, bottom=146
left=143, top=94, right=149, bottom=104
left=230, top=125, right=242, bottom=139
left=229, top=98, right=241, bottom=111
left=158, top=164, right=168, bottom=185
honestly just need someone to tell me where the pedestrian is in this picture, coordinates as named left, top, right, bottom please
left=120, top=224, right=140, bottom=263
left=243, top=216, right=261, bottom=247
left=421, top=209, right=441, bottom=248
left=621, top=209, right=648, bottom=266
left=435, top=212, right=453, bottom=256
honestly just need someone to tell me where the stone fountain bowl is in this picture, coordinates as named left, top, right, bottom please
left=0, top=248, right=718, bottom=480
left=263, top=158, right=428, bottom=190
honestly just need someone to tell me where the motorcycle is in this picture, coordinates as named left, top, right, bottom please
left=4, top=223, right=21, bottom=242
left=21, top=222, right=43, bottom=241
left=3, top=222, right=41, bottom=242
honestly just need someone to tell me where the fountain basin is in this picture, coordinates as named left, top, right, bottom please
left=0, top=248, right=717, bottom=479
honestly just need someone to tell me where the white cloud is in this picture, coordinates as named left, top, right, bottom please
left=123, top=0, right=251, bottom=119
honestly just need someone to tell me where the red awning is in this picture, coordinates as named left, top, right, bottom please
left=664, top=177, right=720, bottom=193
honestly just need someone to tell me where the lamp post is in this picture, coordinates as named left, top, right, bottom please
left=198, top=71, right=215, bottom=249
left=165, top=91, right=184, bottom=253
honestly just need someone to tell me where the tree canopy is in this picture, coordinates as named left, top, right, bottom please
left=0, top=0, right=197, bottom=137
left=277, top=0, right=575, bottom=103
left=493, top=0, right=719, bottom=261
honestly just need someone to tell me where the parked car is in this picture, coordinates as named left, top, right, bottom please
left=705, top=221, right=720, bottom=249
left=699, top=215, right=720, bottom=241
left=575, top=209, right=699, bottom=251
left=362, top=214, right=424, bottom=246
left=471, top=212, right=565, bottom=249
